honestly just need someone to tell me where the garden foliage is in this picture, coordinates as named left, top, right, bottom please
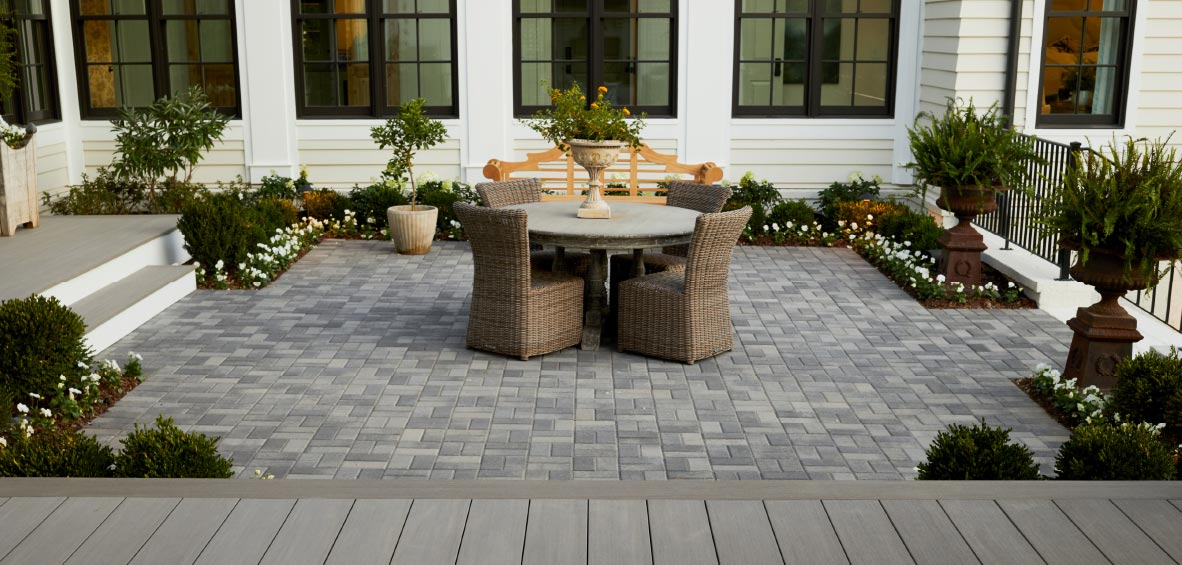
left=1055, top=422, right=1176, bottom=480
left=178, top=192, right=272, bottom=274
left=725, top=172, right=784, bottom=234
left=0, top=428, right=115, bottom=478
left=1109, top=348, right=1182, bottom=445
left=115, top=416, right=234, bottom=478
left=916, top=420, right=1041, bottom=480
left=0, top=295, right=92, bottom=406
left=370, top=97, right=449, bottom=207
left=521, top=82, right=645, bottom=152
left=817, top=172, right=881, bottom=229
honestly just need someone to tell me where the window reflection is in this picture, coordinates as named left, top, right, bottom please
left=1040, top=0, right=1127, bottom=121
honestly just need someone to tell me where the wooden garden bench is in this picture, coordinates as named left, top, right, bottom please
left=482, top=144, right=723, bottom=204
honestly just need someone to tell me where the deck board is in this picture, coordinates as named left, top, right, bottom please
left=1112, top=499, right=1182, bottom=562
left=195, top=499, right=295, bottom=565
left=589, top=500, right=651, bottom=565
left=997, top=499, right=1106, bottom=564
left=648, top=500, right=718, bottom=565
left=258, top=499, right=352, bottom=565
left=457, top=499, right=528, bottom=565
left=1055, top=499, right=1173, bottom=565
left=766, top=500, right=848, bottom=564
left=0, top=497, right=64, bottom=559
left=825, top=500, right=913, bottom=565
left=1, top=497, right=120, bottom=565
left=63, top=498, right=179, bottom=565
left=129, top=498, right=237, bottom=565
left=523, top=499, right=588, bottom=565
left=939, top=500, right=1043, bottom=564
left=390, top=499, right=470, bottom=565
left=707, top=500, right=783, bottom=565
left=325, top=499, right=412, bottom=565
left=881, top=499, right=978, bottom=565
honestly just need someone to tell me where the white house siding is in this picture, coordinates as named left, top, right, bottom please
left=729, top=135, right=895, bottom=195
left=81, top=139, right=247, bottom=186
left=919, top=0, right=1020, bottom=117
left=1136, top=0, right=1182, bottom=147
left=32, top=122, right=71, bottom=204
left=298, top=136, right=463, bottom=189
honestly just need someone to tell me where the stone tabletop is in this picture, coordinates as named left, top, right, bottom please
left=507, top=201, right=700, bottom=249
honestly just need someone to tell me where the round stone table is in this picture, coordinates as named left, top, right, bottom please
left=506, top=201, right=700, bottom=350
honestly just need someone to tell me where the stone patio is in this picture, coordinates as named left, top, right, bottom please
left=89, top=240, right=1073, bottom=479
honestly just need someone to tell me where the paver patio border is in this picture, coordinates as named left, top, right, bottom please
left=1, top=479, right=1179, bottom=500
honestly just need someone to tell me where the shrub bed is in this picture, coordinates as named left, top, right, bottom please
left=916, top=420, right=1041, bottom=480
left=1055, top=422, right=1176, bottom=480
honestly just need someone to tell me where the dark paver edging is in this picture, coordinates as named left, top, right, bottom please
left=1, top=478, right=1179, bottom=500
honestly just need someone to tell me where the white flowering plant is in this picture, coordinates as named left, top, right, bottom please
left=196, top=219, right=325, bottom=290
left=1029, top=363, right=1109, bottom=425
left=0, top=119, right=28, bottom=149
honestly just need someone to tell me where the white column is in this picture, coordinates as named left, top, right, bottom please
left=50, top=0, right=84, bottom=184
left=892, top=0, right=924, bottom=185
left=237, top=0, right=300, bottom=183
left=680, top=0, right=734, bottom=167
left=459, top=0, right=514, bottom=182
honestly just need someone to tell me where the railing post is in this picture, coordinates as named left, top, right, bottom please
left=1056, top=142, right=1084, bottom=281
left=997, top=191, right=1011, bottom=250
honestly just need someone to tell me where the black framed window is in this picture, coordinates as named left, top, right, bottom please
left=514, top=0, right=677, bottom=118
left=1037, top=0, right=1134, bottom=127
left=733, top=0, right=898, bottom=118
left=72, top=0, right=240, bottom=118
left=293, top=0, right=457, bottom=118
left=1, top=0, right=59, bottom=124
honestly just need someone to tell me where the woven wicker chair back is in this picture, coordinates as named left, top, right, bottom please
left=454, top=202, right=532, bottom=297
left=476, top=178, right=543, bottom=208
left=665, top=181, right=733, bottom=214
left=684, top=206, right=752, bottom=296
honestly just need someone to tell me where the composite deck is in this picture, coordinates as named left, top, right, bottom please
left=0, top=479, right=1180, bottom=564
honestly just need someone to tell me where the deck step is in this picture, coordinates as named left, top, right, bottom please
left=73, top=265, right=196, bottom=354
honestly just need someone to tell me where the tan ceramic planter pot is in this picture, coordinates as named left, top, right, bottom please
left=387, top=204, right=438, bottom=255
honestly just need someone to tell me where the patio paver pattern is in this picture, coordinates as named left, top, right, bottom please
left=90, top=240, right=1073, bottom=479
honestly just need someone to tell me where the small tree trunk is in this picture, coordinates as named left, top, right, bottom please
left=407, top=161, right=416, bottom=211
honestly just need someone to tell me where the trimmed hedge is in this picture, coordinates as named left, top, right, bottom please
left=917, top=420, right=1041, bottom=480
left=114, top=416, right=233, bottom=478
left=177, top=192, right=269, bottom=275
left=0, top=295, right=92, bottom=407
left=1109, top=348, right=1182, bottom=446
left=0, top=427, right=115, bottom=477
left=1055, top=423, right=1176, bottom=480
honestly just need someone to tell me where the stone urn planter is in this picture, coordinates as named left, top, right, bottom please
left=387, top=204, right=438, bottom=255
left=568, top=138, right=625, bottom=219
left=1062, top=242, right=1166, bottom=389
left=0, top=124, right=38, bottom=237
left=935, top=185, right=1002, bottom=287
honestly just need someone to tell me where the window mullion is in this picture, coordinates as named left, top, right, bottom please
left=807, top=1, right=821, bottom=117
left=370, top=0, right=383, bottom=116
left=148, top=0, right=167, bottom=102
left=589, top=1, right=601, bottom=94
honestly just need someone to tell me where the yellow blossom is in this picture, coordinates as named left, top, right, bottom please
left=597, top=85, right=608, bottom=93
left=590, top=102, right=599, bottom=109
left=622, top=108, right=631, bottom=116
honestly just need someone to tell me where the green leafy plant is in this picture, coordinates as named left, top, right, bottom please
left=370, top=98, right=448, bottom=209
left=257, top=172, right=301, bottom=201
left=1036, top=136, right=1182, bottom=284
left=906, top=98, right=1041, bottom=200
left=916, top=420, right=1041, bottom=480
left=0, top=427, right=115, bottom=478
left=0, top=295, right=92, bottom=406
left=725, top=172, right=783, bottom=234
left=178, top=192, right=268, bottom=279
left=818, top=172, right=882, bottom=228
left=1109, top=348, right=1182, bottom=446
left=418, top=179, right=478, bottom=234
left=767, top=200, right=817, bottom=230
left=114, top=415, right=233, bottom=478
left=348, top=179, right=408, bottom=230
left=1055, top=422, right=1176, bottom=480
left=521, top=82, right=646, bottom=152
left=303, top=188, right=354, bottom=222
left=0, top=1, right=18, bottom=112
left=110, top=87, right=229, bottom=206
left=877, top=208, right=943, bottom=251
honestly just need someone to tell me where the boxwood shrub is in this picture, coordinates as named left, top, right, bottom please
left=1055, top=423, right=1176, bottom=480
left=1108, top=348, right=1182, bottom=446
left=767, top=200, right=817, bottom=229
left=303, top=189, right=353, bottom=222
left=0, top=428, right=115, bottom=477
left=916, top=420, right=1041, bottom=480
left=349, top=181, right=408, bottom=229
left=0, top=295, right=92, bottom=406
left=114, top=416, right=233, bottom=478
left=178, top=192, right=268, bottom=275
left=877, top=209, right=944, bottom=251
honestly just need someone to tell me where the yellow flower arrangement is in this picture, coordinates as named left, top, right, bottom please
left=521, top=82, right=646, bottom=153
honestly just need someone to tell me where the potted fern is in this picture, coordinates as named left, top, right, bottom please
left=0, top=13, right=37, bottom=237
left=371, top=98, right=447, bottom=254
left=906, top=98, right=1040, bottom=286
left=1037, top=136, right=1182, bottom=389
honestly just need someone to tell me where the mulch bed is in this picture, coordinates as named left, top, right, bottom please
left=58, top=372, right=145, bottom=434
left=1012, top=377, right=1077, bottom=430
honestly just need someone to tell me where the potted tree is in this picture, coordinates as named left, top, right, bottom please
left=1037, top=136, right=1182, bottom=389
left=0, top=13, right=37, bottom=237
left=521, top=82, right=645, bottom=219
left=906, top=98, right=1040, bottom=285
left=371, top=98, right=448, bottom=255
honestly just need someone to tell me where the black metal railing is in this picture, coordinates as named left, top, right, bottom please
left=974, top=134, right=1182, bottom=333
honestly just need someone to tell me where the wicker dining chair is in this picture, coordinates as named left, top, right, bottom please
left=475, top=178, right=591, bottom=275
left=455, top=202, right=584, bottom=360
left=616, top=206, right=751, bottom=364
left=608, top=181, right=733, bottom=326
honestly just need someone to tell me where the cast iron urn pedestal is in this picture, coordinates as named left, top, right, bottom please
left=935, top=186, right=999, bottom=287
left=1063, top=247, right=1152, bottom=390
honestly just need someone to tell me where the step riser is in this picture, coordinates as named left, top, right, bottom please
left=84, top=269, right=195, bottom=354
left=42, top=230, right=188, bottom=307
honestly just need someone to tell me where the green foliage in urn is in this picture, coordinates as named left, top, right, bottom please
left=114, top=416, right=234, bottom=478
left=1036, top=136, right=1182, bottom=284
left=521, top=82, right=646, bottom=153
left=916, top=420, right=1041, bottom=480
left=906, top=98, right=1041, bottom=201
left=370, top=98, right=448, bottom=209
left=1055, top=422, right=1176, bottom=480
